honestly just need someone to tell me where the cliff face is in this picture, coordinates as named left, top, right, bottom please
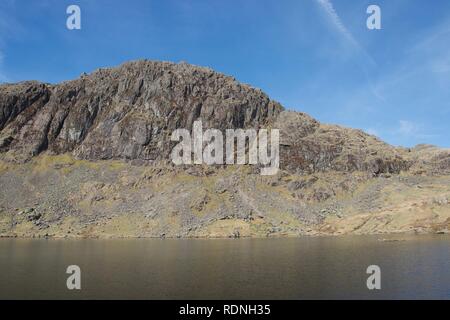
left=1, top=60, right=450, bottom=238
left=0, top=60, right=424, bottom=175
left=0, top=61, right=282, bottom=163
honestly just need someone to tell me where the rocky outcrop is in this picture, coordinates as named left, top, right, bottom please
left=274, top=111, right=411, bottom=174
left=0, top=60, right=448, bottom=175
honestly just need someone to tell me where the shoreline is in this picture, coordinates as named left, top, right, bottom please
left=1, top=229, right=448, bottom=240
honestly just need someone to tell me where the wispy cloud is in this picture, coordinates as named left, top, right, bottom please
left=368, top=15, right=450, bottom=109
left=315, top=0, right=375, bottom=64
left=407, top=16, right=450, bottom=76
left=396, top=120, right=436, bottom=140
left=363, top=120, right=436, bottom=146
left=314, top=0, right=379, bottom=102
left=398, top=120, right=417, bottom=136
left=315, top=0, right=358, bottom=47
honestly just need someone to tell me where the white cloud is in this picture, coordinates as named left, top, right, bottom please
left=396, top=120, right=435, bottom=140
left=314, top=0, right=378, bottom=101
left=314, top=0, right=376, bottom=64
left=315, top=0, right=358, bottom=46
left=398, top=120, right=417, bottom=136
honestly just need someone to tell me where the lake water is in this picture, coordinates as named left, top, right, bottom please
left=0, top=235, right=449, bottom=299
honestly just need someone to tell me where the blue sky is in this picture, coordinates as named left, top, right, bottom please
left=0, top=0, right=449, bottom=147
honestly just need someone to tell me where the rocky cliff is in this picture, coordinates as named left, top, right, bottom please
left=0, top=60, right=425, bottom=174
left=0, top=60, right=449, bottom=238
left=0, top=61, right=281, bottom=163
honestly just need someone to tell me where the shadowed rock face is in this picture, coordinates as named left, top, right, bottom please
left=0, top=60, right=445, bottom=174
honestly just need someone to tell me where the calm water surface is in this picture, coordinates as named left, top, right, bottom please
left=0, top=235, right=449, bottom=299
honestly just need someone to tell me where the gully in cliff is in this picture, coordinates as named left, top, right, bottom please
left=171, top=120, right=280, bottom=175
